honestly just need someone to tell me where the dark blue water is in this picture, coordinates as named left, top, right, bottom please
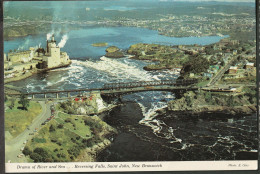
left=4, top=27, right=228, bottom=59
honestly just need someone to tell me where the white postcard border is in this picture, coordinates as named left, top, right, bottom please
left=5, top=161, right=258, bottom=173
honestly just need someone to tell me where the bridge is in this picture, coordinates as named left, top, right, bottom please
left=6, top=79, right=198, bottom=99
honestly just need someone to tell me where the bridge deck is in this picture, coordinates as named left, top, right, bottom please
left=6, top=79, right=198, bottom=98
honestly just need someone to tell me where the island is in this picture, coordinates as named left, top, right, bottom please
left=105, top=46, right=124, bottom=58
left=91, top=42, right=108, bottom=47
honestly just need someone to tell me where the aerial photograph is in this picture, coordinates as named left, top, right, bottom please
left=4, top=0, right=257, bottom=164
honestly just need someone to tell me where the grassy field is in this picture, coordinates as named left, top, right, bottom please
left=5, top=99, right=42, bottom=138
left=55, top=112, right=92, bottom=139
left=197, top=80, right=209, bottom=87
left=25, top=119, right=84, bottom=162
left=24, top=112, right=116, bottom=162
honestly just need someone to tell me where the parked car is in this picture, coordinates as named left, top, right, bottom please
left=17, top=154, right=24, bottom=158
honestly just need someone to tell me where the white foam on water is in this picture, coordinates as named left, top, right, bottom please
left=47, top=82, right=53, bottom=87
left=96, top=97, right=107, bottom=112
left=152, top=75, right=161, bottom=81
left=46, top=76, right=70, bottom=87
left=26, top=83, right=35, bottom=91
left=138, top=100, right=182, bottom=142
left=76, top=56, right=153, bottom=81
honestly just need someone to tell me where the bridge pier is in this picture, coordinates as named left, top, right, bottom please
left=67, top=92, right=70, bottom=98
left=32, top=94, right=34, bottom=99
left=44, top=94, right=47, bottom=99
left=56, top=93, right=59, bottom=99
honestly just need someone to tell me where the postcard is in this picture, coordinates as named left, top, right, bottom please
left=2, top=0, right=258, bottom=173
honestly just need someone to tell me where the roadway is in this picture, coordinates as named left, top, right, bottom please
left=207, top=56, right=237, bottom=86
left=5, top=101, right=52, bottom=163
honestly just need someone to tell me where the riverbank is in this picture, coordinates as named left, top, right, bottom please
left=167, top=87, right=256, bottom=116
left=4, top=71, right=35, bottom=84
left=4, top=62, right=72, bottom=85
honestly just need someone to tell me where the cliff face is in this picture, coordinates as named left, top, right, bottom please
left=59, top=92, right=113, bottom=115
left=168, top=88, right=256, bottom=115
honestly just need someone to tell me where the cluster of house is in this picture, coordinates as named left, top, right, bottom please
left=228, top=62, right=255, bottom=74
left=200, top=62, right=255, bottom=80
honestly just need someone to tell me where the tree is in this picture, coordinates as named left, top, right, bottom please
left=22, top=146, right=32, bottom=156
left=49, top=125, right=56, bottom=132
left=4, top=94, right=8, bottom=102
left=30, top=153, right=42, bottom=162
left=18, top=94, right=29, bottom=110
left=183, top=55, right=210, bottom=74
left=9, top=98, right=15, bottom=110
left=204, top=92, right=212, bottom=103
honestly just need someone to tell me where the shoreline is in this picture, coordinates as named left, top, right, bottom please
left=4, top=62, right=72, bottom=85
left=75, top=138, right=112, bottom=162
left=164, top=105, right=257, bottom=116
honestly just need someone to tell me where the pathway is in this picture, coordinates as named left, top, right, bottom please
left=5, top=101, right=51, bottom=163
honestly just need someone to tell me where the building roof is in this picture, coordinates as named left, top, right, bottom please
left=229, top=66, right=238, bottom=70
left=246, top=63, right=254, bottom=66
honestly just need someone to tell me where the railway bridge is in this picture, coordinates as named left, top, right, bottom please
left=6, top=79, right=198, bottom=100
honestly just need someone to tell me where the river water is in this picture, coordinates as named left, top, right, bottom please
left=5, top=27, right=257, bottom=161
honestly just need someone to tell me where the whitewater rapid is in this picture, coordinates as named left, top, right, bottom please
left=21, top=56, right=178, bottom=142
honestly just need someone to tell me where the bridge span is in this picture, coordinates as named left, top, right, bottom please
left=6, top=79, right=198, bottom=99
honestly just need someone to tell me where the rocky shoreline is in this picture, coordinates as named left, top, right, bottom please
left=105, top=46, right=124, bottom=58
left=75, top=138, right=112, bottom=162
left=4, top=62, right=72, bottom=85
left=157, top=105, right=256, bottom=117
left=4, top=71, right=35, bottom=84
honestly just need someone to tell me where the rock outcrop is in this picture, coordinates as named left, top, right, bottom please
left=105, top=46, right=124, bottom=58
left=168, top=88, right=257, bottom=115
left=59, top=92, right=115, bottom=115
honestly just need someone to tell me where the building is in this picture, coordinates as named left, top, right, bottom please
left=4, top=35, right=71, bottom=80
left=37, top=34, right=70, bottom=69
left=6, top=35, right=71, bottom=71
left=203, top=73, right=213, bottom=78
left=245, top=63, right=254, bottom=70
left=228, top=66, right=238, bottom=74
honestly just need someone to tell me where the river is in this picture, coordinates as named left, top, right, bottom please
left=4, top=26, right=257, bottom=161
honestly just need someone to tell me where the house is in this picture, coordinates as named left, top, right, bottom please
left=204, top=73, right=213, bottom=78
left=245, top=63, right=254, bottom=70
left=228, top=66, right=238, bottom=74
